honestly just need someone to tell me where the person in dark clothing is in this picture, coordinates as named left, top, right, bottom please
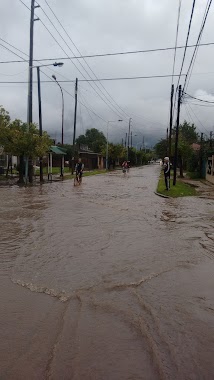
left=75, top=158, right=84, bottom=182
left=164, top=157, right=170, bottom=190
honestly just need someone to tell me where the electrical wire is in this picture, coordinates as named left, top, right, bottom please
left=176, top=0, right=196, bottom=87
left=32, top=1, right=125, bottom=120
left=41, top=69, right=107, bottom=123
left=183, top=103, right=203, bottom=135
left=0, top=73, right=187, bottom=84
left=172, top=0, right=196, bottom=122
left=2, top=42, right=214, bottom=64
left=42, top=0, right=130, bottom=120
left=0, top=43, right=28, bottom=62
left=187, top=103, right=210, bottom=134
left=171, top=0, right=182, bottom=84
left=185, top=0, right=210, bottom=91
left=185, top=101, right=214, bottom=107
left=183, top=0, right=213, bottom=92
left=184, top=92, right=214, bottom=104
left=184, top=102, right=209, bottom=137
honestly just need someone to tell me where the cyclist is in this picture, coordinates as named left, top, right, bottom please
left=75, top=158, right=84, bottom=183
left=122, top=160, right=128, bottom=173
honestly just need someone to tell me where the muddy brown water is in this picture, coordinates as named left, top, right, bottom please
left=0, top=166, right=214, bottom=380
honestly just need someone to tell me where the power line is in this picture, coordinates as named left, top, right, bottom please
left=183, top=103, right=203, bottom=135
left=183, top=0, right=213, bottom=92
left=0, top=73, right=187, bottom=84
left=184, top=92, right=214, bottom=104
left=0, top=42, right=27, bottom=61
left=43, top=0, right=130, bottom=120
left=18, top=0, right=117, bottom=118
left=0, top=38, right=28, bottom=57
left=172, top=0, right=196, bottom=123
left=1, top=42, right=214, bottom=65
left=176, top=0, right=196, bottom=86
left=171, top=0, right=182, bottom=84
left=34, top=1, right=125, bottom=120
left=188, top=103, right=210, bottom=134
left=185, top=0, right=210, bottom=91
left=185, top=101, right=214, bottom=107
left=40, top=69, right=107, bottom=123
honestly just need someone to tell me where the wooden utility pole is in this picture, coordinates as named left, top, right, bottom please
left=200, top=132, right=204, bottom=178
left=37, top=66, right=43, bottom=183
left=173, top=85, right=182, bottom=186
left=25, top=0, right=38, bottom=183
left=72, top=78, right=78, bottom=173
left=127, top=118, right=131, bottom=160
left=166, top=128, right=169, bottom=156
left=125, top=133, right=127, bottom=147
left=169, top=84, right=174, bottom=158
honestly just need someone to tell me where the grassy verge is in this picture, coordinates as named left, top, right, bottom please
left=35, top=167, right=70, bottom=175
left=157, top=173, right=197, bottom=197
left=63, top=169, right=107, bottom=180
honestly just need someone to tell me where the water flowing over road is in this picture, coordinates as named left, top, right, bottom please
left=0, top=165, right=214, bottom=380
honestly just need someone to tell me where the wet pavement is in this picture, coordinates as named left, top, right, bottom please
left=0, top=165, right=214, bottom=380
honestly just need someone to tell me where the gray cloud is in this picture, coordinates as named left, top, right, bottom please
left=0, top=0, right=214, bottom=145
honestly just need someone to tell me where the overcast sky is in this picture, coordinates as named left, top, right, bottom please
left=1, top=0, right=214, bottom=146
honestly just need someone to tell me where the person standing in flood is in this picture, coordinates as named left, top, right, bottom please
left=164, top=156, right=170, bottom=190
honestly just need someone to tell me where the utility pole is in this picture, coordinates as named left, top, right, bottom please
left=127, top=118, right=131, bottom=160
left=210, top=131, right=213, bottom=149
left=169, top=84, right=174, bottom=158
left=166, top=128, right=169, bottom=156
left=125, top=133, right=127, bottom=148
left=200, top=132, right=204, bottom=178
left=72, top=78, right=78, bottom=173
left=25, top=0, right=39, bottom=184
left=37, top=66, right=43, bottom=183
left=173, top=85, right=182, bottom=186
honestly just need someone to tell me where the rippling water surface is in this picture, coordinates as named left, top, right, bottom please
left=0, top=166, right=214, bottom=379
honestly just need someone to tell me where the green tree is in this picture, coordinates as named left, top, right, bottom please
left=76, top=128, right=107, bottom=153
left=154, top=139, right=168, bottom=159
left=0, top=109, right=52, bottom=183
left=176, top=121, right=199, bottom=177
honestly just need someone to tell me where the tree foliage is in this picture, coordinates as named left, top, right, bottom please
left=0, top=106, right=52, bottom=182
left=154, top=121, right=200, bottom=176
left=0, top=119, right=51, bottom=158
left=154, top=139, right=168, bottom=159
left=76, top=128, right=107, bottom=153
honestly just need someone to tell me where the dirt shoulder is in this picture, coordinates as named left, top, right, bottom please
left=180, top=178, right=214, bottom=199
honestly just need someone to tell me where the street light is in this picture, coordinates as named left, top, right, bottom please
left=25, top=62, right=64, bottom=184
left=52, top=74, right=64, bottom=178
left=106, top=119, right=123, bottom=170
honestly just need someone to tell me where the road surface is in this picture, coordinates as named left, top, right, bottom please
left=0, top=165, right=214, bottom=379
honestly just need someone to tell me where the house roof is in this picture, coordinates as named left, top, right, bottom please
left=79, top=150, right=102, bottom=156
left=191, top=143, right=201, bottom=151
left=50, top=146, right=67, bottom=155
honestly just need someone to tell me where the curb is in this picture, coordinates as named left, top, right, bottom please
left=154, top=191, right=170, bottom=199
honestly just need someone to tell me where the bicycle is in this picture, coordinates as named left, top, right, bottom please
left=122, top=167, right=127, bottom=176
left=74, top=171, right=83, bottom=186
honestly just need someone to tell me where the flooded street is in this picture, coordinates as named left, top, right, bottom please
left=0, top=165, right=214, bottom=380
